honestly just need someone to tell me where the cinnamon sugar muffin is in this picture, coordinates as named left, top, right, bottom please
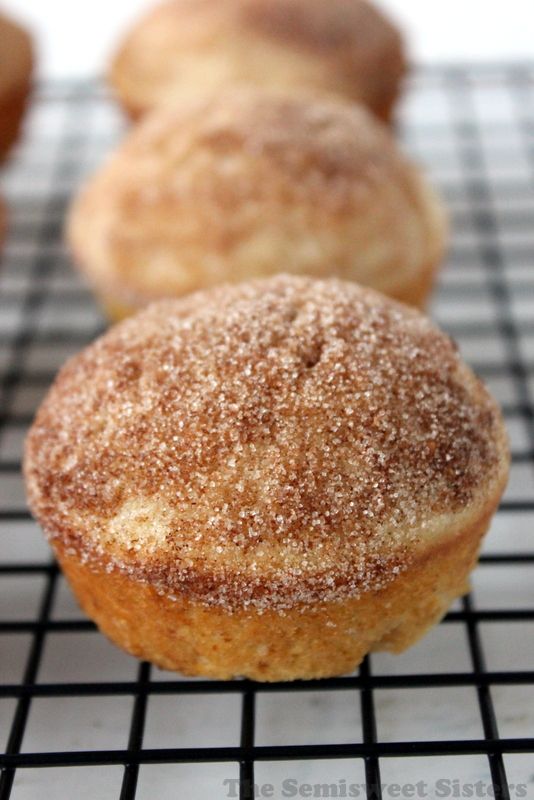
left=109, top=0, right=406, bottom=123
left=67, top=90, right=447, bottom=320
left=25, top=276, right=509, bottom=681
left=0, top=10, right=33, bottom=162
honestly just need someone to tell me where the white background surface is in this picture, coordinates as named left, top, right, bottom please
left=1, top=0, right=534, bottom=80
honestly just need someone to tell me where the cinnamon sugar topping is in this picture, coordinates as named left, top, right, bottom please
left=24, top=276, right=507, bottom=611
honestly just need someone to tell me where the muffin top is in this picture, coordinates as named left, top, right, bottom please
left=67, top=90, right=445, bottom=306
left=0, top=12, right=33, bottom=96
left=109, top=0, right=406, bottom=120
left=25, top=276, right=508, bottom=611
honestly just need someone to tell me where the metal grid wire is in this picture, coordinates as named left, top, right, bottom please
left=0, top=65, right=533, bottom=800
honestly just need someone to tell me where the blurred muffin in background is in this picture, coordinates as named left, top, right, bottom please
left=67, top=89, right=447, bottom=320
left=109, top=0, right=406, bottom=123
left=0, top=9, right=33, bottom=163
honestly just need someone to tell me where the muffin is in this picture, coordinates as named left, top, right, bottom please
left=67, top=90, right=447, bottom=320
left=0, top=10, right=33, bottom=163
left=109, top=0, right=406, bottom=123
left=25, top=276, right=509, bottom=682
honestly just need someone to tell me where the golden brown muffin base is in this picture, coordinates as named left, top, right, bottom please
left=55, top=498, right=497, bottom=682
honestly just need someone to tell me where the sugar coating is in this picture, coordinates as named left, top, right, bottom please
left=24, top=276, right=506, bottom=612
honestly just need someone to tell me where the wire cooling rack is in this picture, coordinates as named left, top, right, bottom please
left=0, top=65, right=533, bottom=800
